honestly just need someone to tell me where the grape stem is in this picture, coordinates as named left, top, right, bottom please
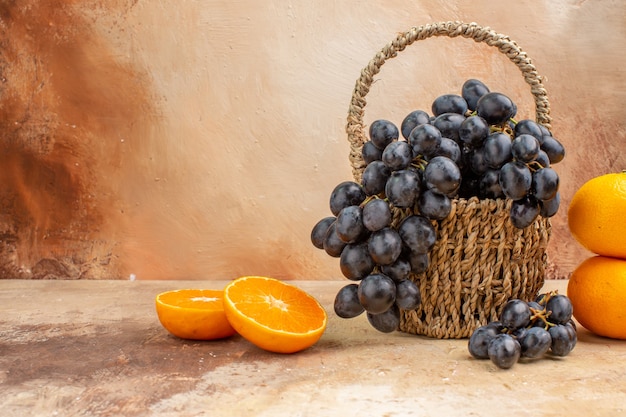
left=410, top=160, right=427, bottom=171
left=532, top=290, right=561, bottom=329
left=527, top=160, right=543, bottom=172
left=529, top=307, right=556, bottom=330
left=489, top=120, right=515, bottom=137
left=359, top=194, right=384, bottom=208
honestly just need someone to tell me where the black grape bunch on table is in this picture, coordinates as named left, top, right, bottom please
left=468, top=291, right=577, bottom=369
left=311, top=79, right=565, bottom=333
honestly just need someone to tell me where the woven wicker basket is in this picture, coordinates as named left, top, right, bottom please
left=346, top=21, right=552, bottom=339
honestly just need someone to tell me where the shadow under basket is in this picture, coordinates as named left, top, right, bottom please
left=345, top=21, right=555, bottom=338
left=397, top=197, right=551, bottom=339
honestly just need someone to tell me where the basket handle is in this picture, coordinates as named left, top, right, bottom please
left=347, top=21, right=551, bottom=180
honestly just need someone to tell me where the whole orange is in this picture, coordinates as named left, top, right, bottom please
left=567, top=256, right=626, bottom=339
left=567, top=172, right=626, bottom=258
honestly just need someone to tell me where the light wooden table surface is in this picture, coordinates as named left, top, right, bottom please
left=1, top=279, right=625, bottom=417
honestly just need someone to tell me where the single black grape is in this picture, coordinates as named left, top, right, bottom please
left=433, top=137, right=462, bottom=165
left=381, top=255, right=412, bottom=282
left=329, top=181, right=366, bottom=216
left=512, top=326, right=528, bottom=341
left=545, top=294, right=574, bottom=325
left=432, top=94, right=468, bottom=117
left=459, top=115, right=490, bottom=147
left=499, top=161, right=532, bottom=201
left=479, top=169, right=504, bottom=199
left=532, top=167, right=560, bottom=201
left=469, top=147, right=489, bottom=175
left=368, top=227, right=403, bottom=265
left=538, top=124, right=552, bottom=137
left=487, top=321, right=505, bottom=334
left=514, top=119, right=543, bottom=141
left=339, top=242, right=375, bottom=281
left=518, top=326, right=552, bottom=359
left=549, top=324, right=576, bottom=356
left=511, top=134, right=540, bottom=163
left=509, top=196, right=540, bottom=229
left=361, top=160, right=391, bottom=196
left=322, top=222, right=347, bottom=258
left=311, top=216, right=335, bottom=249
left=565, top=321, right=578, bottom=351
left=461, top=79, right=490, bottom=111
left=408, top=123, right=442, bottom=159
left=433, top=112, right=465, bottom=142
left=534, top=149, right=551, bottom=168
left=369, top=119, right=399, bottom=150
left=468, top=324, right=501, bottom=359
left=335, top=205, right=366, bottom=243
left=358, top=273, right=396, bottom=314
left=483, top=132, right=513, bottom=169
left=539, top=192, right=560, bottom=218
left=488, top=333, right=521, bottom=369
left=362, top=141, right=383, bottom=164
left=395, top=279, right=421, bottom=310
left=362, top=198, right=392, bottom=232
left=367, top=304, right=400, bottom=333
left=401, top=110, right=431, bottom=139
left=417, top=189, right=452, bottom=220
left=423, top=156, right=461, bottom=197
left=408, top=251, right=429, bottom=274
left=385, top=169, right=421, bottom=208
left=476, top=92, right=516, bottom=125
left=398, top=215, right=437, bottom=254
left=567, top=318, right=577, bottom=332
left=382, top=140, right=413, bottom=171
left=501, top=299, right=531, bottom=331
left=334, top=284, right=365, bottom=318
left=540, top=136, right=565, bottom=164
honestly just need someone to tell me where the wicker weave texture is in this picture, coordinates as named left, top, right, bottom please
left=398, top=198, right=551, bottom=338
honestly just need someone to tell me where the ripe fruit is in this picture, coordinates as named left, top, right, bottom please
left=567, top=256, right=626, bottom=339
left=223, top=276, right=327, bottom=353
left=155, top=289, right=236, bottom=340
left=567, top=172, right=626, bottom=258
left=312, top=79, right=564, bottom=333
left=468, top=292, right=576, bottom=369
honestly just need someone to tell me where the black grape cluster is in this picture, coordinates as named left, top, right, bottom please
left=311, top=79, right=565, bottom=332
left=468, top=291, right=577, bottom=369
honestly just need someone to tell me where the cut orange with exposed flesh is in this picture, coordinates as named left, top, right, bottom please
left=223, top=276, right=327, bottom=353
left=156, top=289, right=236, bottom=340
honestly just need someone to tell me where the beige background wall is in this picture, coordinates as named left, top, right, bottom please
left=1, top=0, right=624, bottom=280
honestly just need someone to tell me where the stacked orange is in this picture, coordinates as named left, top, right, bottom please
left=566, top=172, right=626, bottom=339
left=155, top=276, right=327, bottom=353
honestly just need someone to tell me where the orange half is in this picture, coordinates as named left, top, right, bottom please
left=223, top=276, right=327, bottom=353
left=156, top=289, right=236, bottom=340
